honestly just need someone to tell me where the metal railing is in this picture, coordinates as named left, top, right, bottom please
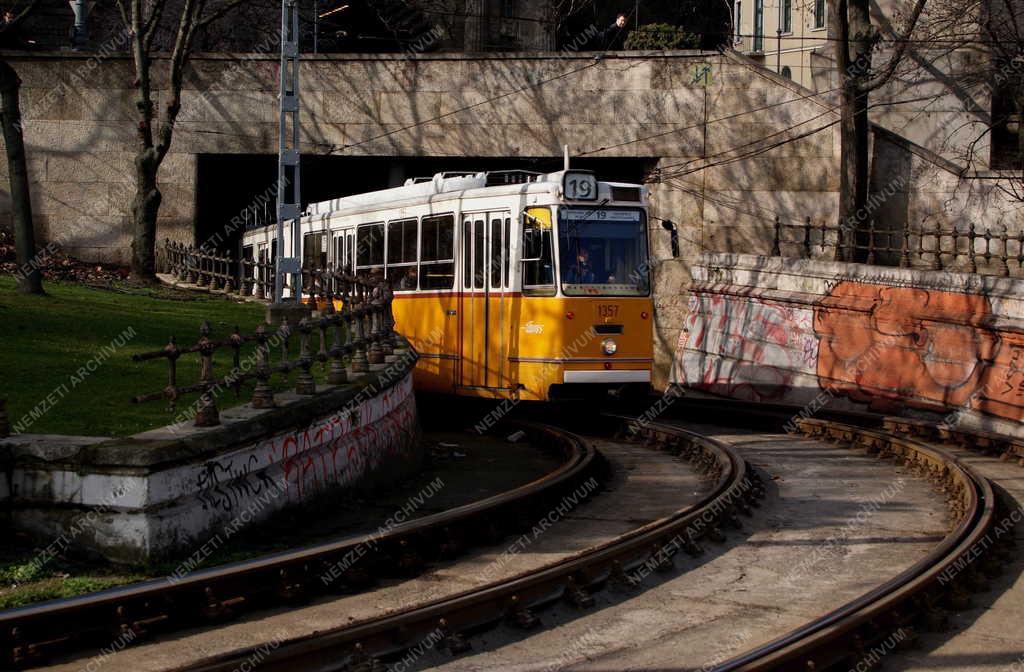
left=767, top=217, right=1024, bottom=277
left=164, top=240, right=278, bottom=301
left=131, top=271, right=397, bottom=428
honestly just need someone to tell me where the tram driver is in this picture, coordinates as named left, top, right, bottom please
left=565, top=247, right=597, bottom=284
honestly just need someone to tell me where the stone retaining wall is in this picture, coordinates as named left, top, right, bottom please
left=674, top=253, right=1024, bottom=438
left=1, top=352, right=421, bottom=562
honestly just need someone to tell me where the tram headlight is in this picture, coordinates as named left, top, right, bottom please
left=601, top=338, right=618, bottom=356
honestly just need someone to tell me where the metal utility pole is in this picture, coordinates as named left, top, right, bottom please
left=275, top=0, right=303, bottom=302
left=776, top=0, right=783, bottom=74
left=68, top=0, right=92, bottom=51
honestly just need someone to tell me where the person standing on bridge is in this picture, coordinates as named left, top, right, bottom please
left=600, top=13, right=629, bottom=50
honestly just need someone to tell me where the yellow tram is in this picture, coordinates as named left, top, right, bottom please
left=243, top=169, right=653, bottom=401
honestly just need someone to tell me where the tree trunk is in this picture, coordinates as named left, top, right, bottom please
left=0, top=59, right=44, bottom=294
left=838, top=83, right=859, bottom=261
left=1015, top=91, right=1024, bottom=170
left=129, top=150, right=162, bottom=284
left=837, top=0, right=874, bottom=262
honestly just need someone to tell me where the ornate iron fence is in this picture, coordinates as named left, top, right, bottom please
left=131, top=271, right=397, bottom=428
left=163, top=241, right=277, bottom=301
left=769, top=217, right=1024, bottom=277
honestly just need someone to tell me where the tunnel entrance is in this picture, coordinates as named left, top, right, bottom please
left=194, top=154, right=657, bottom=258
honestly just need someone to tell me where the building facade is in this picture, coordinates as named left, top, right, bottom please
left=732, top=0, right=828, bottom=88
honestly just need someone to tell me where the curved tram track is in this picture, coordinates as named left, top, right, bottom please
left=715, top=418, right=1008, bottom=672
left=160, top=416, right=762, bottom=672
left=2, top=421, right=600, bottom=668
left=9, top=399, right=1015, bottom=672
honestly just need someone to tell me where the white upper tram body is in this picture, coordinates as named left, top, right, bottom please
left=240, top=169, right=650, bottom=297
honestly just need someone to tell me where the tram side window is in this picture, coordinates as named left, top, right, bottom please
left=303, top=233, right=327, bottom=269
left=420, top=214, right=455, bottom=290
left=386, top=219, right=418, bottom=290
left=504, top=217, right=511, bottom=288
left=356, top=223, right=384, bottom=271
left=463, top=219, right=472, bottom=289
left=490, top=218, right=502, bottom=289
left=474, top=219, right=485, bottom=289
left=522, top=208, right=555, bottom=296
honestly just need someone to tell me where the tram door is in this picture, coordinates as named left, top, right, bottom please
left=459, top=211, right=511, bottom=392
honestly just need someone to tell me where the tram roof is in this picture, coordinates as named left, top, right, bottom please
left=304, top=170, right=645, bottom=217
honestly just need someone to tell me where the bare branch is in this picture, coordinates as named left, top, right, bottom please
left=861, top=0, right=929, bottom=91
left=142, top=0, right=169, bottom=53
left=0, top=0, right=42, bottom=34
left=196, top=0, right=248, bottom=28
left=155, top=0, right=201, bottom=161
left=113, top=0, right=131, bottom=31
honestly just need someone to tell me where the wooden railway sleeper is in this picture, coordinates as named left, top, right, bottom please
left=202, top=586, right=245, bottom=621
left=438, top=618, right=471, bottom=654
left=276, top=567, right=307, bottom=602
left=564, top=575, right=595, bottom=608
left=608, top=559, right=640, bottom=591
left=505, top=595, right=540, bottom=630
left=346, top=642, right=384, bottom=672
left=9, top=629, right=71, bottom=667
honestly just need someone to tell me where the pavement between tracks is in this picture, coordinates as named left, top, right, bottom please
left=418, top=424, right=952, bottom=672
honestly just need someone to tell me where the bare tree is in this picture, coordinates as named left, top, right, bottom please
left=0, top=0, right=44, bottom=295
left=961, top=0, right=1024, bottom=199
left=832, top=0, right=928, bottom=259
left=114, top=0, right=246, bottom=284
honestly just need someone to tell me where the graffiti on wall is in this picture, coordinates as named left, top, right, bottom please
left=815, top=281, right=1024, bottom=421
left=676, top=281, right=1024, bottom=424
left=193, top=374, right=417, bottom=512
left=677, top=293, right=818, bottom=402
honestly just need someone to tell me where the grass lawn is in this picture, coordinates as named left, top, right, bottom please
left=0, top=276, right=270, bottom=437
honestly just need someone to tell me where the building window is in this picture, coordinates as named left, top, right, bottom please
left=754, top=0, right=764, bottom=51
left=782, top=0, right=792, bottom=33
left=502, top=0, right=516, bottom=18
left=734, top=1, right=742, bottom=42
left=781, top=65, right=792, bottom=79
left=814, top=0, right=826, bottom=29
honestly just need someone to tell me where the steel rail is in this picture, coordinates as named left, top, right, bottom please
left=173, top=417, right=763, bottom=672
left=2, top=420, right=599, bottom=668
left=714, top=418, right=1002, bottom=672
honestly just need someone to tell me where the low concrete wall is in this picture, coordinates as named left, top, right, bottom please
left=2, top=354, right=421, bottom=562
left=673, top=253, right=1024, bottom=438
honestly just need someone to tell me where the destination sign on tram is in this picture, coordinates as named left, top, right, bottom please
left=561, top=209, right=641, bottom=222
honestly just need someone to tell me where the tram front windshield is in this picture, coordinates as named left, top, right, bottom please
left=558, top=208, right=649, bottom=296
